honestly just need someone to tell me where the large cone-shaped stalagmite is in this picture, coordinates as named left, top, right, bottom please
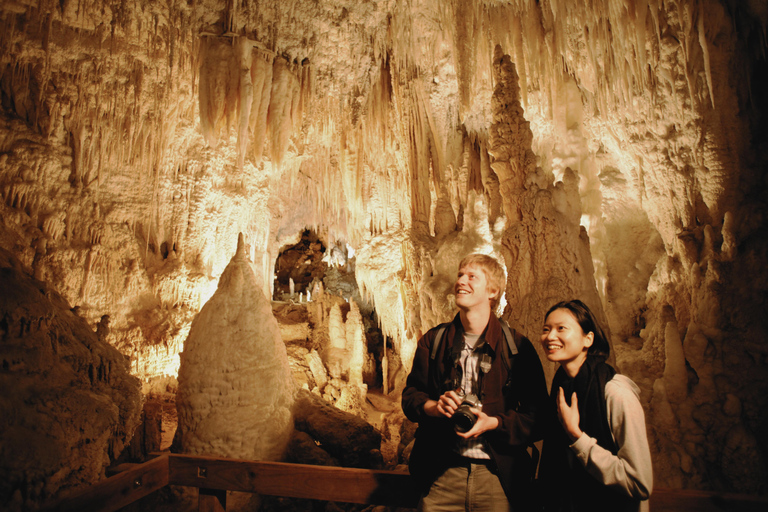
left=176, top=234, right=295, bottom=461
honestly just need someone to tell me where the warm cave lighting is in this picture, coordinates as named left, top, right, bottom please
left=164, top=353, right=182, bottom=380
left=199, top=278, right=220, bottom=310
left=1, top=0, right=767, bottom=510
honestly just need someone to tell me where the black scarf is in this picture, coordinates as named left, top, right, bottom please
left=538, top=356, right=634, bottom=512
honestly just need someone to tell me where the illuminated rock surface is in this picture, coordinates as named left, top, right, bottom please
left=0, top=0, right=767, bottom=504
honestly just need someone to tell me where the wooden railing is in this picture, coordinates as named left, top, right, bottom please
left=41, top=454, right=768, bottom=512
left=41, top=453, right=421, bottom=512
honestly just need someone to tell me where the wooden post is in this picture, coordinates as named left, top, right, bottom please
left=199, top=488, right=226, bottom=512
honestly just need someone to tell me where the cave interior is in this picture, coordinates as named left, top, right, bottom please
left=1, top=0, right=768, bottom=510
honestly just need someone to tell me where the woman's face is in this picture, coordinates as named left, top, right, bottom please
left=540, top=308, right=594, bottom=375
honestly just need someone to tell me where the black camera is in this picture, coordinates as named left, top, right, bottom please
left=453, top=393, right=481, bottom=433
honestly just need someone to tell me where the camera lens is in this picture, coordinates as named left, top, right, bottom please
left=453, top=404, right=476, bottom=433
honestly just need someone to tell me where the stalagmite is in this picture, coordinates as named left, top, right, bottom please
left=329, top=303, right=346, bottom=350
left=176, top=234, right=295, bottom=462
left=662, top=321, right=688, bottom=403
left=306, top=349, right=328, bottom=392
left=346, top=301, right=366, bottom=390
left=488, top=44, right=604, bottom=345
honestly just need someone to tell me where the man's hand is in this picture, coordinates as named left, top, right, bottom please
left=556, top=387, right=583, bottom=442
left=423, top=390, right=463, bottom=418
left=455, top=408, right=500, bottom=439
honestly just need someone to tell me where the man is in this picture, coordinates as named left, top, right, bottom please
left=402, top=253, right=548, bottom=512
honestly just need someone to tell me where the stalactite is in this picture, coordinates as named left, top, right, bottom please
left=697, top=8, right=715, bottom=108
left=511, top=15, right=529, bottom=108
left=341, top=125, right=362, bottom=218
left=267, top=56, right=300, bottom=170
left=453, top=0, right=478, bottom=116
left=389, top=72, right=445, bottom=231
left=249, top=47, right=275, bottom=163
left=42, top=211, right=66, bottom=241
left=198, top=36, right=238, bottom=149
left=236, top=37, right=254, bottom=171
left=298, top=58, right=312, bottom=126
left=364, top=58, right=392, bottom=150
left=79, top=245, right=99, bottom=303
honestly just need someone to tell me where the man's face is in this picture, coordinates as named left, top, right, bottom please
left=454, top=264, right=496, bottom=311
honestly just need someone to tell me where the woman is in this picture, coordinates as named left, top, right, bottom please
left=537, top=300, right=652, bottom=512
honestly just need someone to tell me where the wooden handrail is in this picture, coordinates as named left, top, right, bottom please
left=168, top=454, right=421, bottom=507
left=39, top=454, right=768, bottom=512
left=39, top=454, right=170, bottom=512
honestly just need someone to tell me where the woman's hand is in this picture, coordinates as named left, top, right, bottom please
left=557, top=387, right=584, bottom=442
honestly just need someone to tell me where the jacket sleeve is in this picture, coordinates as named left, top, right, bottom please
left=569, top=376, right=653, bottom=499
left=493, top=336, right=550, bottom=446
left=401, top=329, right=437, bottom=423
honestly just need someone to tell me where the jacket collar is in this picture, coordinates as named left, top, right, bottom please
left=450, top=313, right=502, bottom=356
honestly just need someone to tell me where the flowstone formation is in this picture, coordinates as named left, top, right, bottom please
left=176, top=234, right=295, bottom=461
left=0, top=249, right=142, bottom=512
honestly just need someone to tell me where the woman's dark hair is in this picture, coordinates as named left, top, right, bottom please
left=544, top=299, right=610, bottom=357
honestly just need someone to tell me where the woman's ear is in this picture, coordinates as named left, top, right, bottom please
left=584, top=331, right=594, bottom=349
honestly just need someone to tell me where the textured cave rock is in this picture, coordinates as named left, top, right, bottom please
left=279, top=280, right=388, bottom=413
left=0, top=249, right=142, bottom=511
left=0, top=0, right=767, bottom=497
left=488, top=45, right=607, bottom=372
left=291, top=389, right=383, bottom=469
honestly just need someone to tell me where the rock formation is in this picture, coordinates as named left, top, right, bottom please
left=0, top=249, right=142, bottom=511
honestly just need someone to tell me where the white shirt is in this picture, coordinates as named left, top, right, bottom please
left=455, top=332, right=491, bottom=459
